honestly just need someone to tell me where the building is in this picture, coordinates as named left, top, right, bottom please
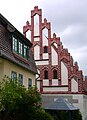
left=0, top=14, right=37, bottom=88
left=23, top=6, right=87, bottom=120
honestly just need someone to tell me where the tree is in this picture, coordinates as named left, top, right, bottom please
left=46, top=110, right=82, bottom=120
left=0, top=76, right=54, bottom=120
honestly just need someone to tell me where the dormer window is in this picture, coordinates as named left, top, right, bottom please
left=12, top=36, right=28, bottom=59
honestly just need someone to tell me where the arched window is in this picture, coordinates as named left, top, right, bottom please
left=44, top=46, right=48, bottom=53
left=53, top=70, right=57, bottom=79
left=44, top=70, right=48, bottom=79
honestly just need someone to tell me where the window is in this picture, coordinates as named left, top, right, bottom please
left=24, top=45, right=28, bottom=59
left=19, top=42, right=23, bottom=56
left=28, top=78, right=32, bottom=88
left=19, top=74, right=23, bottom=85
left=13, top=37, right=17, bottom=53
left=44, top=46, right=48, bottom=53
left=12, top=36, right=28, bottom=59
left=11, top=71, right=17, bottom=80
left=53, top=70, right=57, bottom=79
left=44, top=70, right=48, bottom=79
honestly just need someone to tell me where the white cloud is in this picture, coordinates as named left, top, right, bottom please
left=0, top=0, right=87, bottom=75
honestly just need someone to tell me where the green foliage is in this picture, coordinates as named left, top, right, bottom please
left=48, top=110, right=68, bottom=120
left=47, top=110, right=82, bottom=120
left=60, top=111, right=68, bottom=120
left=0, top=76, right=27, bottom=115
left=74, top=110, right=82, bottom=120
left=35, top=110, right=54, bottom=120
left=0, top=76, right=54, bottom=120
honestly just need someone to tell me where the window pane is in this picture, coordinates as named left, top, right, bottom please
left=12, top=36, right=17, bottom=52
left=24, top=45, right=28, bottom=59
left=53, top=70, right=57, bottom=79
left=19, top=74, right=23, bottom=85
left=44, top=70, right=48, bottom=79
left=28, top=78, right=32, bottom=88
left=11, top=71, right=17, bottom=80
left=19, top=42, right=23, bottom=55
left=44, top=46, right=48, bottom=53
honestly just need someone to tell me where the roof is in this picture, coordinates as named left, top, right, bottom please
left=0, top=14, right=37, bottom=74
left=0, top=13, right=32, bottom=47
left=45, top=97, right=78, bottom=111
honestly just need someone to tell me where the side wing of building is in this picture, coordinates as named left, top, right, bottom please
left=0, top=14, right=37, bottom=88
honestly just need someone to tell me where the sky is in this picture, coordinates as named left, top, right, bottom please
left=0, top=0, right=87, bottom=76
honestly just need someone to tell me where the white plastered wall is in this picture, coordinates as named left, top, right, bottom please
left=52, top=79, right=58, bottom=85
left=26, top=30, right=31, bottom=41
left=34, top=14, right=39, bottom=36
left=73, top=95, right=84, bottom=120
left=42, top=28, right=49, bottom=59
left=72, top=94, right=87, bottom=120
left=71, top=78, right=78, bottom=92
left=61, top=61, right=68, bottom=85
left=43, top=87, right=68, bottom=92
left=37, top=81, right=40, bottom=91
left=36, top=60, right=49, bottom=65
left=43, top=79, right=49, bottom=86
left=51, top=46, right=58, bottom=65
left=42, top=28, right=48, bottom=46
left=83, top=95, right=87, bottom=120
left=34, top=45, right=40, bottom=60
left=43, top=53, right=48, bottom=59
left=34, top=37, right=39, bottom=41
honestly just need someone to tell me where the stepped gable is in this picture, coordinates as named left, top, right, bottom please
left=23, top=6, right=87, bottom=94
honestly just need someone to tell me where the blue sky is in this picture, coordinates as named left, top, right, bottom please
left=0, top=0, right=87, bottom=75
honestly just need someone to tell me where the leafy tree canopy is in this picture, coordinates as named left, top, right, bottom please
left=0, top=76, right=54, bottom=120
